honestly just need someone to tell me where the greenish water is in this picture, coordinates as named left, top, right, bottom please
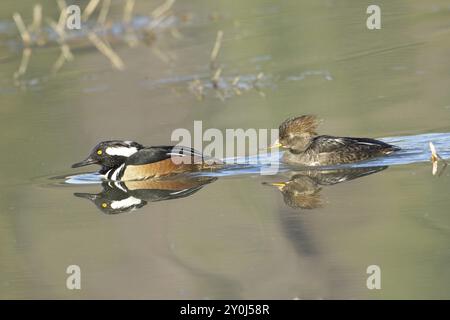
left=1, top=0, right=450, bottom=299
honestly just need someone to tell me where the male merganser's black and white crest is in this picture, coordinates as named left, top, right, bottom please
left=72, top=140, right=144, bottom=174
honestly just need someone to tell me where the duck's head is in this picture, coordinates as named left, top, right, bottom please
left=272, top=115, right=319, bottom=153
left=74, top=185, right=146, bottom=214
left=72, top=140, right=144, bottom=173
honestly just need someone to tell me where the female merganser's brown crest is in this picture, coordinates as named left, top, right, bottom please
left=279, top=115, right=320, bottom=153
left=278, top=115, right=400, bottom=166
left=279, top=115, right=319, bottom=137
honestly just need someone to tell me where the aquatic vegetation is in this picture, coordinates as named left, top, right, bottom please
left=9, top=0, right=178, bottom=86
left=4, top=1, right=334, bottom=100
left=188, top=30, right=269, bottom=100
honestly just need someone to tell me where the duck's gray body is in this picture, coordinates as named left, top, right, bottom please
left=281, top=135, right=400, bottom=166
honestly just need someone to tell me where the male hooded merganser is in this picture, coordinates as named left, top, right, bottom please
left=72, top=140, right=220, bottom=181
left=273, top=115, right=400, bottom=166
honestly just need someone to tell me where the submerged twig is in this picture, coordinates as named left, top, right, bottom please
left=12, top=12, right=32, bottom=81
left=52, top=50, right=67, bottom=73
left=12, top=13, right=31, bottom=46
left=151, top=0, right=176, bottom=19
left=87, top=32, right=125, bottom=70
left=13, top=47, right=32, bottom=80
left=47, top=19, right=74, bottom=61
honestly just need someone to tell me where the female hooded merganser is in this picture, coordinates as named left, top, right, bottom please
left=72, top=140, right=220, bottom=181
left=273, top=115, right=400, bottom=166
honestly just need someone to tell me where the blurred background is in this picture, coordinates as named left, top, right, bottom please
left=0, top=0, right=450, bottom=299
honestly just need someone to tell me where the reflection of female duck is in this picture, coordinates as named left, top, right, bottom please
left=264, top=166, right=387, bottom=209
left=74, top=176, right=217, bottom=214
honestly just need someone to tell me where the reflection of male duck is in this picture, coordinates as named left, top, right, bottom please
left=264, top=166, right=387, bottom=209
left=74, top=176, right=217, bottom=214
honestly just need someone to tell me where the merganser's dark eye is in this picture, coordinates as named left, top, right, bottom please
left=97, top=150, right=103, bottom=155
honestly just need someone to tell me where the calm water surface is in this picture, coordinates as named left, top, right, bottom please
left=1, top=0, right=450, bottom=299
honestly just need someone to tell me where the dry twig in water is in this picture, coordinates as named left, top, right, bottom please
left=29, top=4, right=42, bottom=32
left=210, top=30, right=223, bottom=69
left=13, top=48, right=31, bottom=80
left=429, top=142, right=448, bottom=176
left=13, top=13, right=31, bottom=45
left=97, top=0, right=111, bottom=25
left=151, top=0, right=176, bottom=19
left=87, top=32, right=125, bottom=70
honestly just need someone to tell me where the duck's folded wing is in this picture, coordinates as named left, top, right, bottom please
left=311, top=136, right=398, bottom=154
left=125, top=146, right=207, bottom=165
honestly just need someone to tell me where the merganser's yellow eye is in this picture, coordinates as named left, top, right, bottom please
left=97, top=150, right=103, bottom=155
left=101, top=203, right=107, bottom=208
